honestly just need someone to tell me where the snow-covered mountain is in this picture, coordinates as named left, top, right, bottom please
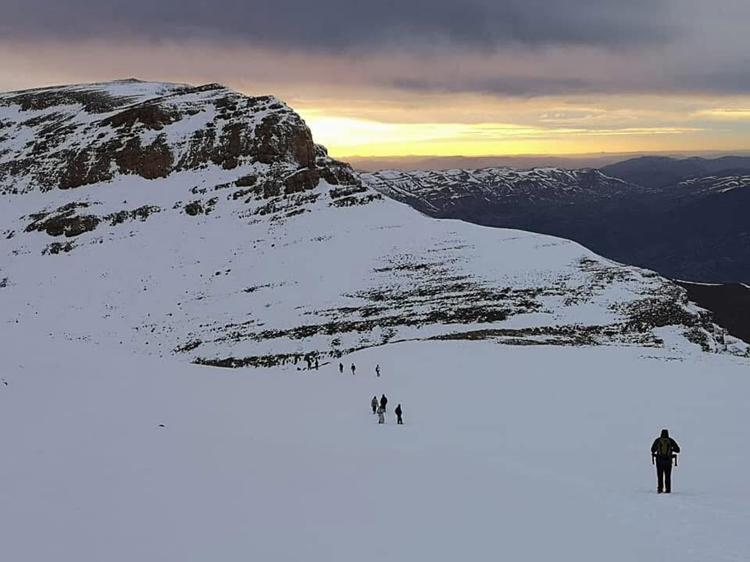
left=601, top=155, right=750, bottom=189
left=362, top=167, right=750, bottom=284
left=361, top=167, right=641, bottom=216
left=1, top=80, right=747, bottom=367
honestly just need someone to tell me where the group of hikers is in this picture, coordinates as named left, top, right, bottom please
left=370, top=394, right=403, bottom=425
left=336, top=361, right=403, bottom=425
left=339, top=362, right=381, bottom=377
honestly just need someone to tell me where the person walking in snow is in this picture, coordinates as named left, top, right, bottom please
left=339, top=362, right=344, bottom=374
left=377, top=406, right=385, bottom=424
left=651, top=429, right=681, bottom=494
left=375, top=364, right=381, bottom=377
left=351, top=363, right=356, bottom=375
left=371, top=396, right=378, bottom=414
left=395, top=403, right=403, bottom=425
left=380, top=394, right=388, bottom=412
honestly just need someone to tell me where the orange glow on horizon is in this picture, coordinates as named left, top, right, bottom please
left=298, top=110, right=743, bottom=159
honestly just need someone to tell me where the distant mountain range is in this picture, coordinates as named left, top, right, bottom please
left=348, top=153, right=750, bottom=173
left=602, top=155, right=750, bottom=189
left=362, top=157, right=750, bottom=284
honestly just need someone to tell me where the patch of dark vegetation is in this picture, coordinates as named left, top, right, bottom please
left=194, top=350, right=323, bottom=369
left=235, top=174, right=257, bottom=187
left=104, top=205, right=161, bottom=226
left=683, top=327, right=712, bottom=352
left=374, top=262, right=439, bottom=273
left=244, top=284, right=275, bottom=293
left=184, top=197, right=218, bottom=216
left=213, top=303, right=512, bottom=345
left=555, top=258, right=639, bottom=306
left=329, top=184, right=368, bottom=199
left=249, top=191, right=320, bottom=217
left=429, top=325, right=607, bottom=346
left=42, top=241, right=75, bottom=255
left=25, top=202, right=100, bottom=237
left=329, top=193, right=382, bottom=208
left=230, top=188, right=254, bottom=201
left=184, top=201, right=204, bottom=216
left=623, top=294, right=705, bottom=332
left=174, top=339, right=202, bottom=353
left=0, top=278, right=8, bottom=288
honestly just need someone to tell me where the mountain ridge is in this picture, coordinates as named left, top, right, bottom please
left=2, top=79, right=747, bottom=365
left=362, top=165, right=750, bottom=285
left=601, top=155, right=750, bottom=189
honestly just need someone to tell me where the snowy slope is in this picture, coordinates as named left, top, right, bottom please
left=361, top=167, right=750, bottom=285
left=671, top=173, right=750, bottom=195
left=360, top=167, right=641, bottom=215
left=1, top=80, right=747, bottom=366
left=1, top=334, right=749, bottom=562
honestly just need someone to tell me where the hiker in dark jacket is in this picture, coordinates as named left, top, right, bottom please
left=380, top=394, right=388, bottom=412
left=371, top=396, right=378, bottom=414
left=351, top=363, right=356, bottom=375
left=395, top=404, right=403, bottom=425
left=651, top=429, right=681, bottom=493
left=339, top=362, right=344, bottom=374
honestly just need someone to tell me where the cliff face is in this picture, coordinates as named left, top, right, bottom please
left=0, top=79, right=369, bottom=235
left=0, top=80, right=746, bottom=366
left=0, top=79, right=360, bottom=200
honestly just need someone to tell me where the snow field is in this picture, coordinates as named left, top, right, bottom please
left=1, top=334, right=748, bottom=561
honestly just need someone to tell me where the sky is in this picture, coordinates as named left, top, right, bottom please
left=2, top=0, right=750, bottom=161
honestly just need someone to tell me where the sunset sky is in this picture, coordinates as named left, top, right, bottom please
left=2, top=0, right=750, bottom=161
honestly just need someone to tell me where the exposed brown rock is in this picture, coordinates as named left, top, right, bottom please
left=284, top=168, right=320, bottom=194
left=59, top=147, right=115, bottom=190
left=115, top=135, right=173, bottom=179
left=184, top=201, right=204, bottom=216
left=103, top=104, right=179, bottom=130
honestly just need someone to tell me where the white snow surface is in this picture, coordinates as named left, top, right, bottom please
left=1, top=334, right=749, bottom=561
left=2, top=169, right=746, bottom=362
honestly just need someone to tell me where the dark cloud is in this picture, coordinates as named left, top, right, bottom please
left=392, top=76, right=597, bottom=98
left=2, top=0, right=749, bottom=98
left=1, top=0, right=671, bottom=52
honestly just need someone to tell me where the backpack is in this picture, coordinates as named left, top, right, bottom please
left=656, top=437, right=673, bottom=456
